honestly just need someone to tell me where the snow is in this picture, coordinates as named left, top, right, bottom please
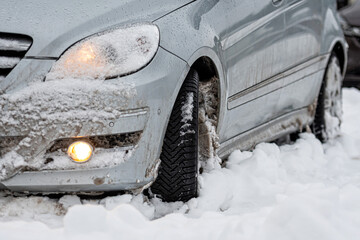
left=199, top=78, right=221, bottom=171
left=323, top=56, right=343, bottom=140
left=180, top=92, right=195, bottom=136
left=43, top=147, right=133, bottom=171
left=0, top=78, right=136, bottom=180
left=0, top=38, right=31, bottom=51
left=0, top=88, right=360, bottom=239
left=0, top=56, right=20, bottom=68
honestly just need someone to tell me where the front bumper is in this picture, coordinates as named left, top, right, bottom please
left=0, top=47, right=189, bottom=193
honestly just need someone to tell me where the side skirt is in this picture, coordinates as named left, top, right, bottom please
left=217, top=107, right=314, bottom=159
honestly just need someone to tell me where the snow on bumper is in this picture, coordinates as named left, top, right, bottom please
left=0, top=48, right=188, bottom=192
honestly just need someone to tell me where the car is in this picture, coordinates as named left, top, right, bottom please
left=339, top=1, right=360, bottom=88
left=337, top=0, right=349, bottom=9
left=0, top=0, right=347, bottom=202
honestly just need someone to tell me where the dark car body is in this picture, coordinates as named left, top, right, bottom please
left=337, top=0, right=349, bottom=9
left=340, top=1, right=360, bottom=88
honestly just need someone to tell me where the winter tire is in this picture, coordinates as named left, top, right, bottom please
left=150, top=69, right=199, bottom=202
left=313, top=54, right=343, bottom=142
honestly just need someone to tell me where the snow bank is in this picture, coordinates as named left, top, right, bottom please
left=0, top=88, right=359, bottom=240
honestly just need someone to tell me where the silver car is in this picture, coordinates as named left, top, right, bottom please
left=0, top=0, right=346, bottom=201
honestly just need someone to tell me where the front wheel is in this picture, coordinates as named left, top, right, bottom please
left=313, top=54, right=343, bottom=142
left=150, top=69, right=199, bottom=202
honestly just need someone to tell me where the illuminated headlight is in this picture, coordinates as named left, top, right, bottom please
left=67, top=141, right=93, bottom=163
left=47, top=24, right=160, bottom=80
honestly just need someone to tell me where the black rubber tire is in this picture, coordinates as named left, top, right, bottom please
left=313, top=54, right=343, bottom=142
left=150, top=69, right=199, bottom=202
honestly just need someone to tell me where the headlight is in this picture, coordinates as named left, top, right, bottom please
left=47, top=24, right=159, bottom=80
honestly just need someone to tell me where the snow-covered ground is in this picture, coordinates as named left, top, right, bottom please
left=1, top=88, right=360, bottom=240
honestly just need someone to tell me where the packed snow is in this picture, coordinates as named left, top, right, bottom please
left=0, top=56, right=20, bottom=68
left=180, top=92, right=195, bottom=137
left=323, top=56, right=343, bottom=140
left=0, top=78, right=136, bottom=179
left=198, top=77, right=221, bottom=170
left=0, top=88, right=360, bottom=240
left=0, top=37, right=31, bottom=52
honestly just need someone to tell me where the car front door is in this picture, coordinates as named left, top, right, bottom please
left=220, top=0, right=287, bottom=141
left=276, top=0, right=324, bottom=116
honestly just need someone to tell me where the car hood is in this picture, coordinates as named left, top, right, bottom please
left=0, top=0, right=193, bottom=57
left=340, top=1, right=360, bottom=27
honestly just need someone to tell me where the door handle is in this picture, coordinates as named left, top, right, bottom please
left=272, top=0, right=284, bottom=6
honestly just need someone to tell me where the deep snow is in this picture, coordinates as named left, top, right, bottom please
left=0, top=88, right=360, bottom=240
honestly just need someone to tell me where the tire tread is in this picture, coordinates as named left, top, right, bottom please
left=150, top=69, right=199, bottom=202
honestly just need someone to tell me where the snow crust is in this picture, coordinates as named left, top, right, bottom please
left=0, top=78, right=136, bottom=180
left=43, top=147, right=133, bottom=171
left=323, top=57, right=343, bottom=140
left=198, top=77, right=221, bottom=171
left=0, top=88, right=360, bottom=239
left=0, top=38, right=30, bottom=51
left=180, top=92, right=195, bottom=137
left=0, top=56, right=20, bottom=68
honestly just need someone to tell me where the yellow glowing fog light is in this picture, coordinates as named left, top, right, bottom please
left=67, top=141, right=93, bottom=163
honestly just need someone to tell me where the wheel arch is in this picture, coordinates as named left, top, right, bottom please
left=320, top=5, right=348, bottom=76
left=158, top=47, right=226, bottom=161
left=186, top=47, right=227, bottom=137
left=331, top=41, right=347, bottom=76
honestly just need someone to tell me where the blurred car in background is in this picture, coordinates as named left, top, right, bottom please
left=338, top=0, right=349, bottom=9
left=339, top=0, right=360, bottom=88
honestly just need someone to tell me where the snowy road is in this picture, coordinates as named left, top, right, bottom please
left=0, top=88, right=360, bottom=240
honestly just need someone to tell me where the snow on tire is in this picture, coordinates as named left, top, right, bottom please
left=313, top=54, right=343, bottom=142
left=150, top=69, right=199, bottom=202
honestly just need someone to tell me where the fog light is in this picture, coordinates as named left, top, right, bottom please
left=67, top=141, right=93, bottom=163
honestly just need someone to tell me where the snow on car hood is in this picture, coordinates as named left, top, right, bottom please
left=0, top=0, right=193, bottom=57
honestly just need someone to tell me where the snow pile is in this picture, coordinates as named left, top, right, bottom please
left=0, top=194, right=66, bottom=228
left=0, top=88, right=359, bottom=239
left=339, top=88, right=360, bottom=159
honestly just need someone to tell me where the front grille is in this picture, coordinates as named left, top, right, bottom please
left=0, top=33, right=32, bottom=80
